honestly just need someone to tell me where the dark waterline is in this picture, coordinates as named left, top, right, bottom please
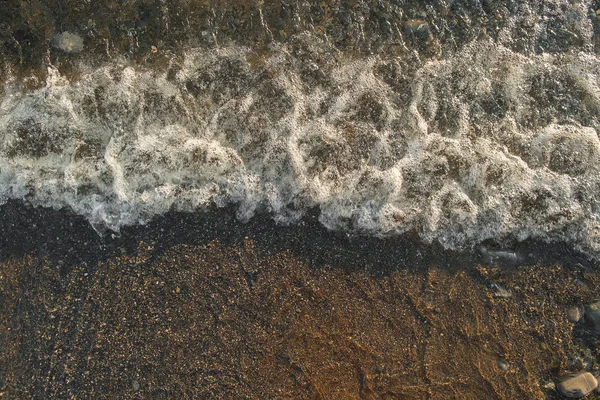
left=0, top=199, right=595, bottom=274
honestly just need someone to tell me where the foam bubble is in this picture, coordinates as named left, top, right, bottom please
left=51, top=32, right=84, bottom=54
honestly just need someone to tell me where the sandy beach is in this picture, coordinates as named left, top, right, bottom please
left=1, top=201, right=599, bottom=399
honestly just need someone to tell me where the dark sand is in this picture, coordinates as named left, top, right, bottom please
left=0, top=201, right=599, bottom=399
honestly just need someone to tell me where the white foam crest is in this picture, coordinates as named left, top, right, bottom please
left=1, top=37, right=600, bottom=256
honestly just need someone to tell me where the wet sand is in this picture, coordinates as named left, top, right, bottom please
left=0, top=201, right=599, bottom=399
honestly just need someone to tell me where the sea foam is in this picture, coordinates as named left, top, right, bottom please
left=1, top=35, right=600, bottom=256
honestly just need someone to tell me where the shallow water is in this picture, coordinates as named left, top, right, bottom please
left=2, top=0, right=600, bottom=258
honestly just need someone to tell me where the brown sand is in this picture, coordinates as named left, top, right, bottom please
left=1, top=204, right=599, bottom=399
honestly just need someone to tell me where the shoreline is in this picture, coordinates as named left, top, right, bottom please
left=0, top=199, right=595, bottom=271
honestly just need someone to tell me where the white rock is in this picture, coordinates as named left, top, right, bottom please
left=556, top=372, right=598, bottom=398
left=567, top=306, right=583, bottom=323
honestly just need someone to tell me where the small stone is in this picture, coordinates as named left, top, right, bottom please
left=490, top=283, right=511, bottom=298
left=497, top=358, right=509, bottom=371
left=585, top=300, right=600, bottom=333
left=132, top=379, right=140, bottom=391
left=51, top=32, right=84, bottom=53
left=567, top=306, right=583, bottom=323
left=556, top=372, right=598, bottom=398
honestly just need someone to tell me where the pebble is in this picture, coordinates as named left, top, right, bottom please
left=490, top=283, right=511, bottom=298
left=51, top=32, right=84, bottom=53
left=567, top=306, right=583, bottom=323
left=585, top=300, right=600, bottom=333
left=556, top=372, right=598, bottom=398
left=497, top=358, right=509, bottom=371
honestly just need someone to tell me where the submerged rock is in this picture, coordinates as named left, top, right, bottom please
left=556, top=372, right=598, bottom=398
left=51, top=32, right=84, bottom=53
left=585, top=300, right=600, bottom=333
left=567, top=306, right=583, bottom=323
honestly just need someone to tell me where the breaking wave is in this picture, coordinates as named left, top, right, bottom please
left=2, top=31, right=600, bottom=256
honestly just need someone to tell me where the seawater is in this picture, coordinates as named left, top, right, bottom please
left=1, top=28, right=600, bottom=257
